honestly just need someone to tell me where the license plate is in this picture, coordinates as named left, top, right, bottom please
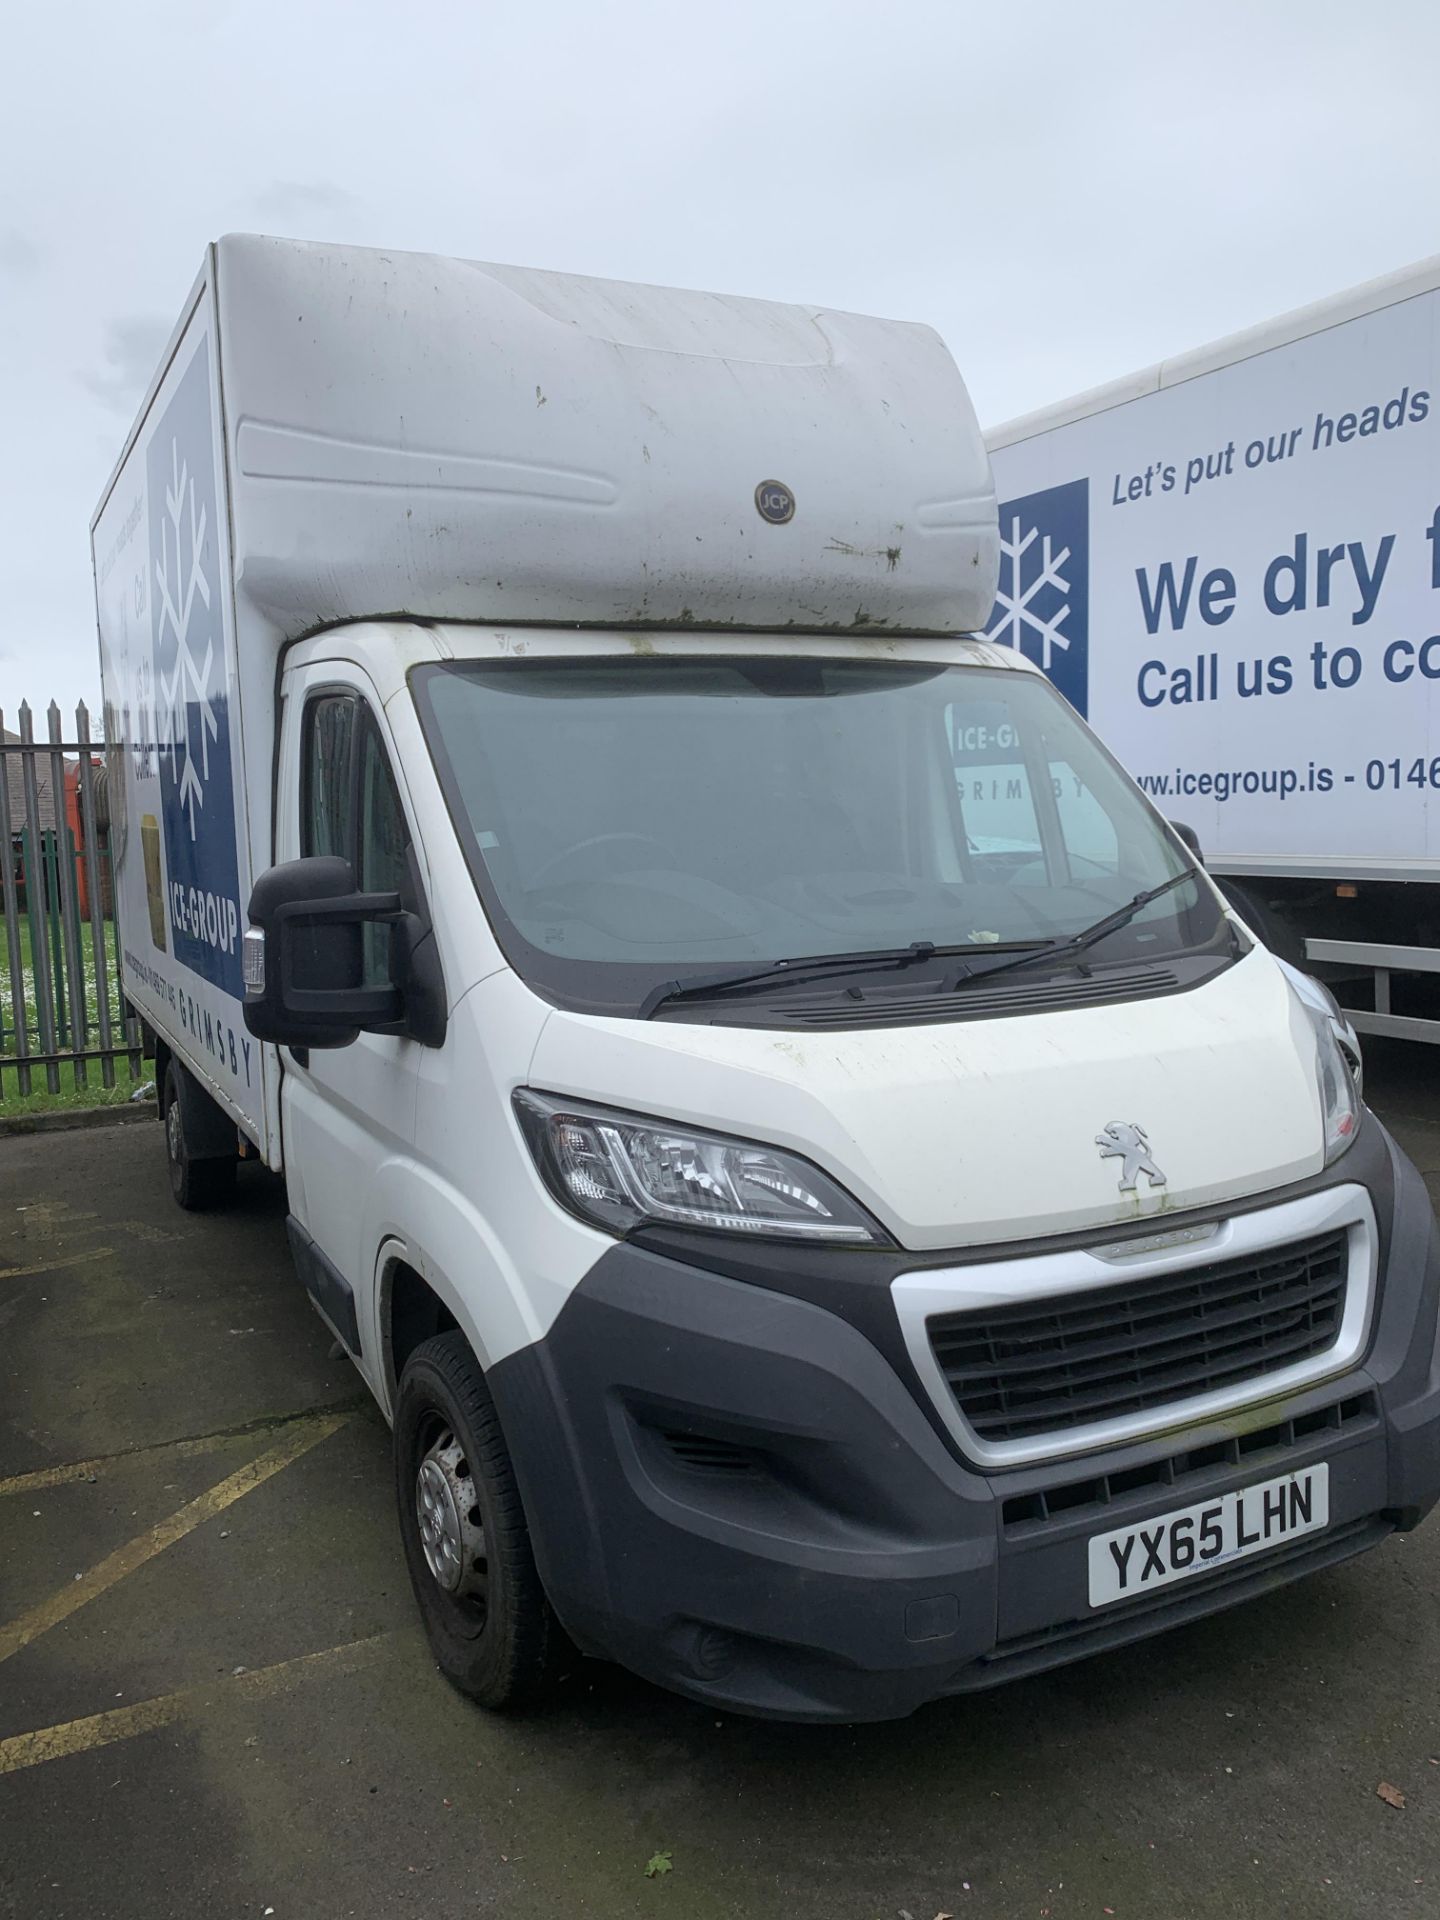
left=1087, top=1463, right=1329, bottom=1609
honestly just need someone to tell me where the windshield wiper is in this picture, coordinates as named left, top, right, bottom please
left=638, top=867, right=1199, bottom=1018
left=943, top=866, right=1201, bottom=991
left=639, top=938, right=1045, bottom=1019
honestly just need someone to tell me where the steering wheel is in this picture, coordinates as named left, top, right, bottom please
left=529, top=832, right=674, bottom=890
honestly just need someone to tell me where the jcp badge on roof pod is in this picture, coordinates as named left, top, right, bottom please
left=754, top=479, right=796, bottom=525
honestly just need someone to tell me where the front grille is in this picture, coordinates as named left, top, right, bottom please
left=929, top=1228, right=1350, bottom=1446
left=1000, top=1391, right=1378, bottom=1535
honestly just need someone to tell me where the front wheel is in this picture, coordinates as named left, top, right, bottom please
left=393, top=1331, right=559, bottom=1709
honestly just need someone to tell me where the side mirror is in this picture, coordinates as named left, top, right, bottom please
left=1170, top=819, right=1204, bottom=865
left=242, top=855, right=404, bottom=1050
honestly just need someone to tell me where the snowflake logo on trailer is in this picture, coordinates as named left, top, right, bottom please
left=984, top=478, right=1090, bottom=716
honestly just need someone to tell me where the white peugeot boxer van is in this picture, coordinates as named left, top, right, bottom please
left=94, top=237, right=1440, bottom=1721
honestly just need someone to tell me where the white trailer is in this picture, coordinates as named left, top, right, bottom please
left=986, top=256, right=1440, bottom=1043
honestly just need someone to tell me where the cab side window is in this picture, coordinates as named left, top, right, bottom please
left=357, top=720, right=408, bottom=896
left=301, top=694, right=411, bottom=986
left=303, top=695, right=356, bottom=860
left=357, top=720, right=408, bottom=983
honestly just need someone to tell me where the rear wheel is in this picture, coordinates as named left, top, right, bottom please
left=393, top=1331, right=559, bottom=1709
left=162, top=1061, right=237, bottom=1211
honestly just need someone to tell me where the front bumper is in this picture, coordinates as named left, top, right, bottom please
left=487, top=1126, right=1440, bottom=1722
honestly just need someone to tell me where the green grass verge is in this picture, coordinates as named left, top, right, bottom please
left=0, top=1069, right=152, bottom=1118
left=3, top=913, right=127, bottom=1041
left=2, top=884, right=140, bottom=1117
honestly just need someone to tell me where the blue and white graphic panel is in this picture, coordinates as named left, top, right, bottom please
left=147, top=343, right=243, bottom=998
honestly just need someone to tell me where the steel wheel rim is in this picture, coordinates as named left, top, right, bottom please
left=166, top=1098, right=182, bottom=1163
left=414, top=1425, right=487, bottom=1604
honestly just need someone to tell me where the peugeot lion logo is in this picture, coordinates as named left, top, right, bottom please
left=1096, top=1122, right=1166, bottom=1193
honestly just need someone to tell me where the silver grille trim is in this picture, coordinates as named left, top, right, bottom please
left=893, top=1184, right=1377, bottom=1468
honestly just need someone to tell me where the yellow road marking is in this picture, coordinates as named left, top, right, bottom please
left=0, top=1413, right=348, bottom=1666
left=6, top=1203, right=100, bottom=1233
left=0, top=1633, right=393, bottom=1776
left=0, top=1246, right=114, bottom=1281
left=0, top=1406, right=360, bottom=1500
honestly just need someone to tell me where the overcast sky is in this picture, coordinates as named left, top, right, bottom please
left=4, top=0, right=1440, bottom=721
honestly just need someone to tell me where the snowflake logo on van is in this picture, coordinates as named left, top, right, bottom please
left=1096, top=1122, right=1166, bottom=1193
left=984, top=478, right=1090, bottom=717
left=145, top=339, right=243, bottom=1000
left=154, top=438, right=217, bottom=840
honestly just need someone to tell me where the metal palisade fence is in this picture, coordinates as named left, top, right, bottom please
left=0, top=699, right=143, bottom=1100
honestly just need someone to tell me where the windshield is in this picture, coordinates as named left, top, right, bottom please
left=413, top=655, right=1224, bottom=1013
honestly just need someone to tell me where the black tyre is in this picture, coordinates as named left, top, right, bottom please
left=393, top=1330, right=559, bottom=1709
left=162, top=1061, right=237, bottom=1211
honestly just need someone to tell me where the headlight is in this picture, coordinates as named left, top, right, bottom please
left=1278, top=962, right=1361, bottom=1164
left=1312, top=1011, right=1360, bottom=1163
left=513, top=1090, right=886, bottom=1243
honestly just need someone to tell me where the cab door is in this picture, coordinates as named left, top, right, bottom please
left=275, top=664, right=424, bottom=1388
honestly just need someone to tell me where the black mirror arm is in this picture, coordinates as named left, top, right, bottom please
left=274, top=889, right=404, bottom=1025
left=391, top=912, right=448, bottom=1047
left=1170, top=819, right=1205, bottom=866
left=276, top=886, right=403, bottom=931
